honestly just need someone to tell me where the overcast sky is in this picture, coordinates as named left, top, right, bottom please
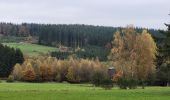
left=0, top=0, right=169, bottom=29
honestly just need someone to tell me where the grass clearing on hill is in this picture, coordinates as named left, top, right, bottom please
left=0, top=82, right=170, bottom=100
left=2, top=43, right=58, bottom=56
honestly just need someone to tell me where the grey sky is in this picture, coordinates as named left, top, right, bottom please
left=0, top=0, right=169, bottom=29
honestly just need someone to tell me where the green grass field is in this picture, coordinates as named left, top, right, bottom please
left=0, top=82, right=170, bottom=100
left=3, top=43, right=58, bottom=56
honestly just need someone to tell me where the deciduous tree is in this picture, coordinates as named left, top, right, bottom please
left=110, top=26, right=158, bottom=88
left=22, top=63, right=36, bottom=82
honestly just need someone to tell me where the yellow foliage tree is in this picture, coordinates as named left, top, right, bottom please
left=47, top=65, right=53, bottom=81
left=110, top=26, right=158, bottom=82
left=12, top=63, right=22, bottom=80
left=66, top=66, right=80, bottom=83
left=135, top=30, right=158, bottom=81
left=39, top=62, right=47, bottom=81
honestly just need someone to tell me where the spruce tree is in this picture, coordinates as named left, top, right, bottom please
left=163, top=14, right=170, bottom=60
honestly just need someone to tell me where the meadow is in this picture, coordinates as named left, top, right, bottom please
left=0, top=82, right=170, bottom=100
left=3, top=43, right=58, bottom=56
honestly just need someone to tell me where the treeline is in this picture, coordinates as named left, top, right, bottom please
left=0, top=44, right=24, bottom=77
left=0, top=23, right=161, bottom=47
left=51, top=46, right=110, bottom=61
left=155, top=22, right=170, bottom=86
left=11, top=56, right=107, bottom=83
left=108, top=22, right=170, bottom=88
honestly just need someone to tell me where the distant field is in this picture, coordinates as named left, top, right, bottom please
left=0, top=82, right=170, bottom=100
left=3, top=43, right=58, bottom=56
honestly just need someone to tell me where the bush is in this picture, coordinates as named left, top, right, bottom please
left=117, top=77, right=128, bottom=89
left=7, top=75, right=14, bottom=83
left=55, top=74, right=61, bottom=82
left=118, top=77, right=138, bottom=89
left=92, top=71, right=105, bottom=86
left=92, top=70, right=113, bottom=89
left=100, top=78, right=113, bottom=90
left=128, top=78, right=138, bottom=89
left=146, top=73, right=156, bottom=86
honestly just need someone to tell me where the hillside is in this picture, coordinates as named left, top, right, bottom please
left=3, top=43, right=58, bottom=56
left=0, top=23, right=162, bottom=48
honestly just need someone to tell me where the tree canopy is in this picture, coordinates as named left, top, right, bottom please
left=110, top=27, right=157, bottom=83
left=0, top=44, right=24, bottom=77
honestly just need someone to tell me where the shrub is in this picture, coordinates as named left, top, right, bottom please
left=117, top=78, right=128, bottom=89
left=92, top=71, right=105, bottom=86
left=55, top=74, right=61, bottom=82
left=117, top=77, right=138, bottom=89
left=146, top=73, right=156, bottom=86
left=100, top=78, right=113, bottom=90
left=128, top=78, right=138, bottom=89
left=91, top=69, right=113, bottom=89
left=7, top=75, right=14, bottom=83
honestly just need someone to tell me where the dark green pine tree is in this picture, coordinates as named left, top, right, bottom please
left=0, top=44, right=24, bottom=77
left=156, top=14, right=170, bottom=86
left=163, top=15, right=170, bottom=60
left=15, top=49, right=24, bottom=64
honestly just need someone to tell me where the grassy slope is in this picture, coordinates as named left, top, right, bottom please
left=3, top=43, right=58, bottom=56
left=0, top=82, right=170, bottom=100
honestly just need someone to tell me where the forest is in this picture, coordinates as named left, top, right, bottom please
left=0, top=20, right=169, bottom=89
left=0, top=23, right=162, bottom=47
left=0, top=0, right=170, bottom=100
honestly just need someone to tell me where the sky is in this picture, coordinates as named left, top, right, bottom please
left=0, top=0, right=169, bottom=29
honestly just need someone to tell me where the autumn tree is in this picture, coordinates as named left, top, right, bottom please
left=66, top=57, right=81, bottom=83
left=39, top=62, right=48, bottom=81
left=66, top=66, right=81, bottom=83
left=12, top=63, right=22, bottom=80
left=22, top=63, right=36, bottom=82
left=10, top=56, right=107, bottom=83
left=135, top=30, right=158, bottom=82
left=79, top=59, right=93, bottom=82
left=110, top=26, right=157, bottom=88
left=46, top=65, right=53, bottom=81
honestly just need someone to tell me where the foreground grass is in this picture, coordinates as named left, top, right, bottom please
left=0, top=82, right=170, bottom=100
left=3, top=43, right=58, bottom=56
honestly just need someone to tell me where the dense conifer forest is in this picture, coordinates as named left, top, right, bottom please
left=0, top=23, right=162, bottom=47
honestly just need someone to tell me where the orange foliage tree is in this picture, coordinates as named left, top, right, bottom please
left=22, top=63, right=36, bottom=82
left=10, top=56, right=107, bottom=83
